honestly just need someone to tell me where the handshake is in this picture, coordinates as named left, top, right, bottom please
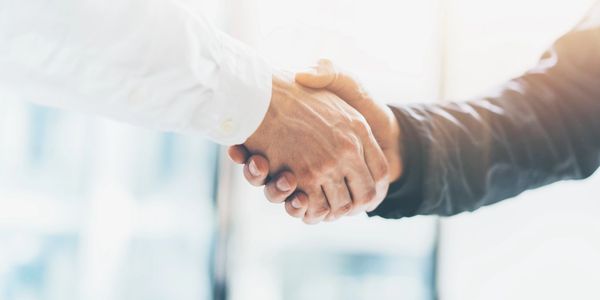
left=228, top=60, right=404, bottom=224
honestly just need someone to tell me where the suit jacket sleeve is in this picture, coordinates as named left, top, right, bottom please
left=370, top=3, right=600, bottom=218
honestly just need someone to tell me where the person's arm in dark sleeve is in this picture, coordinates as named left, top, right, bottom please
left=370, top=5, right=600, bottom=219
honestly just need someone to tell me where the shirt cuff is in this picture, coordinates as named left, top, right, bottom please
left=190, top=32, right=273, bottom=145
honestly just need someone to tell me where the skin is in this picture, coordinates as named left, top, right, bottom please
left=230, top=60, right=403, bottom=222
left=239, top=71, right=390, bottom=224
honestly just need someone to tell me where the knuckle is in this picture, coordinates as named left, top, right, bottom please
left=325, top=213, right=338, bottom=222
left=340, top=136, right=358, bottom=151
left=317, top=205, right=331, bottom=217
left=338, top=136, right=361, bottom=157
left=298, top=168, right=318, bottom=183
left=365, top=187, right=377, bottom=202
left=355, top=187, right=377, bottom=206
left=304, top=164, right=334, bottom=181
left=306, top=170, right=322, bottom=183
left=350, top=118, right=368, bottom=134
left=319, top=159, right=338, bottom=174
left=334, top=201, right=353, bottom=217
left=373, top=161, right=389, bottom=182
left=310, top=205, right=330, bottom=219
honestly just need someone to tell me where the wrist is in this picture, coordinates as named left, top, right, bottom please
left=272, top=70, right=295, bottom=94
left=245, top=72, right=295, bottom=149
left=383, top=106, right=403, bottom=182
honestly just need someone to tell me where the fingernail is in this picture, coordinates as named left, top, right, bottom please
left=276, top=176, right=291, bottom=191
left=248, top=160, right=260, bottom=177
left=291, top=197, right=302, bottom=209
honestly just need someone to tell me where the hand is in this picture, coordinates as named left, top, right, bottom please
left=234, top=72, right=390, bottom=224
left=230, top=61, right=403, bottom=220
left=296, top=60, right=403, bottom=180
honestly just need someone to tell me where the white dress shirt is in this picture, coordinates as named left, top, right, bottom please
left=0, top=0, right=272, bottom=145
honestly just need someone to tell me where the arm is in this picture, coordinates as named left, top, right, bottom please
left=371, top=5, right=600, bottom=218
left=234, top=4, right=600, bottom=220
left=0, top=0, right=390, bottom=223
left=230, top=60, right=402, bottom=220
left=0, top=0, right=271, bottom=145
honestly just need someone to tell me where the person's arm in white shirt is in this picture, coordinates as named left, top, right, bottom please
left=0, top=0, right=272, bottom=145
left=0, top=0, right=390, bottom=223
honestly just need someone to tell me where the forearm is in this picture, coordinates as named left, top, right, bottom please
left=371, top=10, right=600, bottom=218
left=0, top=0, right=271, bottom=145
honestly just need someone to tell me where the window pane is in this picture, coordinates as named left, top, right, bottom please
left=0, top=100, right=219, bottom=300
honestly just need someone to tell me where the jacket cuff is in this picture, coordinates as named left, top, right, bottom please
left=368, top=105, right=424, bottom=219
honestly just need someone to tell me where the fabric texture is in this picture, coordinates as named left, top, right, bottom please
left=0, top=0, right=272, bottom=145
left=370, top=2, right=600, bottom=218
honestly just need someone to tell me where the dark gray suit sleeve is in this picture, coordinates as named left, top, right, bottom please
left=369, top=4, right=600, bottom=219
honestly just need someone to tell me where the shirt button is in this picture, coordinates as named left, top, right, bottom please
left=220, top=119, right=235, bottom=135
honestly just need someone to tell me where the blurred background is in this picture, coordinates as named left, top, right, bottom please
left=0, top=0, right=599, bottom=299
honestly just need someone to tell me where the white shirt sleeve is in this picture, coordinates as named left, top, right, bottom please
left=0, top=0, right=272, bottom=145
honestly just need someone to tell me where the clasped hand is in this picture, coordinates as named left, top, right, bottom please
left=228, top=60, right=403, bottom=224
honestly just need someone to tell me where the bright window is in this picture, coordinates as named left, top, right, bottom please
left=1, top=0, right=598, bottom=299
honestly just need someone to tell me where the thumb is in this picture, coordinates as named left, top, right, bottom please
left=295, top=64, right=336, bottom=89
left=295, top=59, right=367, bottom=106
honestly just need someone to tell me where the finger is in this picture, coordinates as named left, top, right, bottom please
left=361, top=131, right=390, bottom=212
left=345, top=154, right=377, bottom=216
left=243, top=155, right=270, bottom=186
left=285, top=192, right=309, bottom=219
left=321, top=179, right=353, bottom=221
left=264, top=171, right=297, bottom=203
left=296, top=59, right=368, bottom=108
left=315, top=59, right=362, bottom=102
left=227, top=145, right=250, bottom=164
left=303, top=188, right=330, bottom=225
left=295, top=60, right=335, bottom=88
